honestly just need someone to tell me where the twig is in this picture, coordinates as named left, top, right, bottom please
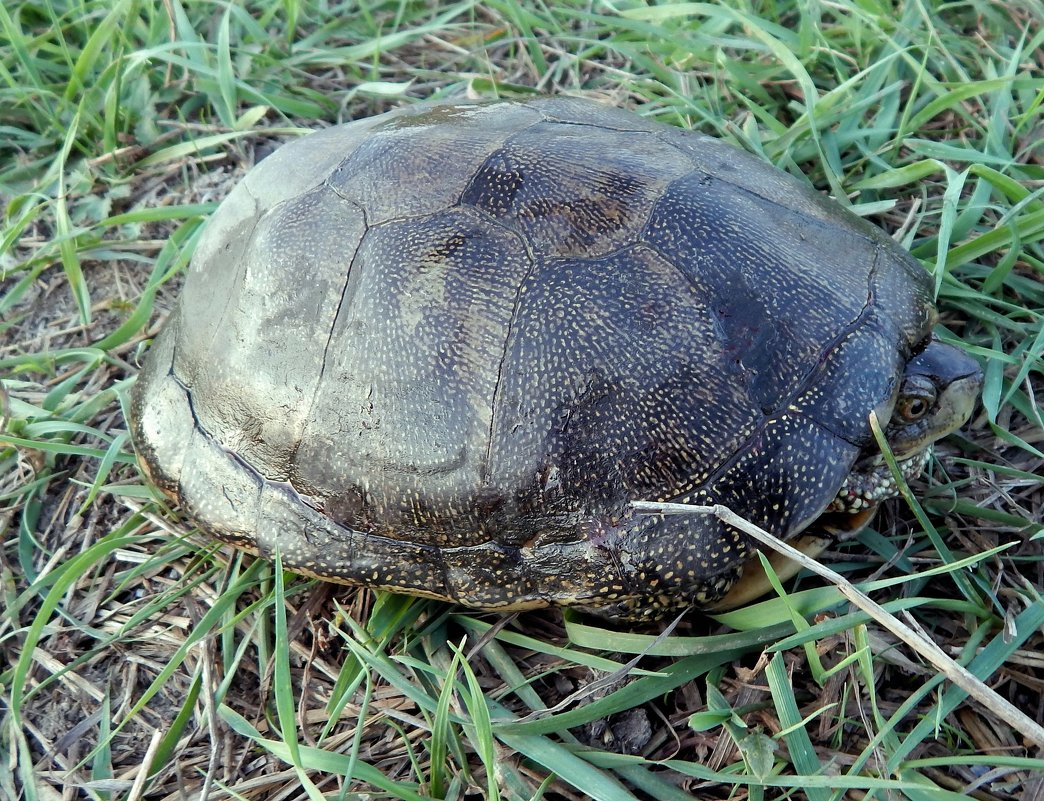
left=126, top=729, right=162, bottom=801
left=631, top=500, right=1044, bottom=749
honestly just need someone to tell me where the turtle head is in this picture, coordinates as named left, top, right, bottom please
left=830, top=338, right=983, bottom=517
left=702, top=339, right=982, bottom=612
left=883, top=339, right=983, bottom=459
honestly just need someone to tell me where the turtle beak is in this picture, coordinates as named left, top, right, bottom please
left=935, top=369, right=982, bottom=435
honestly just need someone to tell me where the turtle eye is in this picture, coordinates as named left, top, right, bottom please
left=898, top=395, right=931, bottom=422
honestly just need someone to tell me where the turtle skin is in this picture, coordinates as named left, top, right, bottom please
left=130, top=97, right=978, bottom=619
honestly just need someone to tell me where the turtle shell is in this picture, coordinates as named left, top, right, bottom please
left=131, top=97, right=934, bottom=618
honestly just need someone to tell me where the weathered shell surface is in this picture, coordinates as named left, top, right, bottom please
left=131, top=97, right=933, bottom=616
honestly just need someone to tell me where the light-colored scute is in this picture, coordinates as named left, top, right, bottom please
left=182, top=184, right=367, bottom=481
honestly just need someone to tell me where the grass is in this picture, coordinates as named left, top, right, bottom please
left=1, top=0, right=1042, bottom=798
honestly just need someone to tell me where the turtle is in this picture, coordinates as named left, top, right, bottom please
left=130, top=96, right=982, bottom=620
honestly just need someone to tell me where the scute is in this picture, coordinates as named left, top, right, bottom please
left=241, top=118, right=387, bottom=207
left=326, top=104, right=530, bottom=224
left=653, top=125, right=882, bottom=242
left=131, top=96, right=943, bottom=617
left=290, top=206, right=532, bottom=546
left=644, top=170, right=875, bottom=411
left=130, top=316, right=189, bottom=495
left=178, top=424, right=262, bottom=547
left=486, top=243, right=757, bottom=512
left=531, top=95, right=666, bottom=131
left=791, top=321, right=906, bottom=447
left=179, top=184, right=367, bottom=479
left=706, top=413, right=862, bottom=537
left=255, top=480, right=450, bottom=596
left=461, top=120, right=689, bottom=258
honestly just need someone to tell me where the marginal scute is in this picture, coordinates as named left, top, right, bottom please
left=177, top=426, right=262, bottom=545
left=604, top=510, right=751, bottom=616
left=444, top=543, right=537, bottom=608
left=791, top=321, right=903, bottom=447
left=130, top=97, right=947, bottom=619
left=129, top=318, right=188, bottom=494
left=870, top=245, right=936, bottom=349
left=531, top=95, right=665, bottom=132
left=255, top=481, right=450, bottom=596
left=706, top=413, right=862, bottom=537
